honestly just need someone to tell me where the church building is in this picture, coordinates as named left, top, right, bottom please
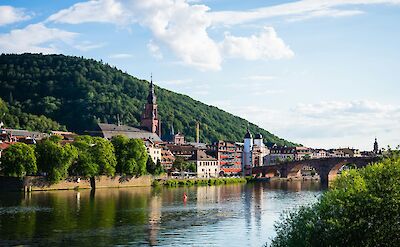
left=89, top=77, right=162, bottom=142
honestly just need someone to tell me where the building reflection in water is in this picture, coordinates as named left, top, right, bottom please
left=253, top=183, right=263, bottom=235
left=148, top=195, right=162, bottom=246
left=267, top=179, right=322, bottom=192
left=76, top=192, right=81, bottom=212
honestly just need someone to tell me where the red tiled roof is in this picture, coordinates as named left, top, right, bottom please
left=0, top=142, right=12, bottom=150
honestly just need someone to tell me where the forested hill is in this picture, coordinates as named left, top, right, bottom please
left=0, top=53, right=295, bottom=146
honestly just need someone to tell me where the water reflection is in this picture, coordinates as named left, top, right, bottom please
left=0, top=181, right=322, bottom=246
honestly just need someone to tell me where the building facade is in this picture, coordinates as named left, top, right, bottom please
left=144, top=140, right=162, bottom=164
left=214, top=140, right=243, bottom=176
left=189, top=150, right=219, bottom=178
left=161, top=149, right=175, bottom=171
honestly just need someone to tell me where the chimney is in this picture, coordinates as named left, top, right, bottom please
left=196, top=122, right=200, bottom=143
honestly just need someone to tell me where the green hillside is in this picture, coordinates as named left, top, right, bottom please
left=0, top=53, right=295, bottom=146
left=0, top=98, right=66, bottom=132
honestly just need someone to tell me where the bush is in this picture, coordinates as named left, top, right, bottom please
left=152, top=180, right=162, bottom=187
left=270, top=153, right=400, bottom=247
left=166, top=179, right=179, bottom=187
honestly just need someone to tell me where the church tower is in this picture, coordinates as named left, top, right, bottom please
left=141, top=76, right=161, bottom=136
left=373, top=138, right=379, bottom=154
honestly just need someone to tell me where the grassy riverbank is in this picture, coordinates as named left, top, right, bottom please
left=154, top=177, right=250, bottom=187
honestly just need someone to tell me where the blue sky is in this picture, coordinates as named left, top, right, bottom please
left=0, top=0, right=399, bottom=150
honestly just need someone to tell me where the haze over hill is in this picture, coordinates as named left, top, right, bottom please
left=0, top=53, right=295, bottom=146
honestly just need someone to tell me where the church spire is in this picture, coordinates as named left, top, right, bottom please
left=147, top=73, right=156, bottom=104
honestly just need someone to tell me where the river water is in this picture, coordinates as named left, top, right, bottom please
left=0, top=181, right=322, bottom=246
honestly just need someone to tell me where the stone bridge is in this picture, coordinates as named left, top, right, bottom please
left=252, top=157, right=380, bottom=186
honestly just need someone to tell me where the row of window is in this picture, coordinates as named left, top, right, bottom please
left=198, top=161, right=218, bottom=166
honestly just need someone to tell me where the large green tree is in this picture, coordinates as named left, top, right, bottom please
left=0, top=143, right=37, bottom=177
left=35, top=139, right=78, bottom=183
left=111, top=135, right=148, bottom=176
left=270, top=152, right=400, bottom=247
left=70, top=135, right=117, bottom=177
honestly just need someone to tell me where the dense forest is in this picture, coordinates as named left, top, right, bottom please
left=0, top=53, right=295, bottom=146
left=0, top=98, right=66, bottom=132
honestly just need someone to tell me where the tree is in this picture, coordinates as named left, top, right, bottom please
left=186, top=162, right=196, bottom=172
left=154, top=159, right=164, bottom=175
left=36, top=139, right=78, bottom=183
left=146, top=158, right=157, bottom=174
left=270, top=152, right=400, bottom=247
left=111, top=135, right=148, bottom=176
left=71, top=136, right=117, bottom=177
left=147, top=158, right=164, bottom=175
left=71, top=137, right=98, bottom=178
left=0, top=143, right=36, bottom=177
left=172, top=157, right=196, bottom=172
left=172, top=157, right=187, bottom=172
left=92, top=137, right=117, bottom=176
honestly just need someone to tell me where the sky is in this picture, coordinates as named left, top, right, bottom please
left=0, top=0, right=399, bottom=150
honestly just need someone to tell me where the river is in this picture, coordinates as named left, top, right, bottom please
left=0, top=180, right=322, bottom=246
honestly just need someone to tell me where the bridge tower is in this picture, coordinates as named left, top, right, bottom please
left=242, top=127, right=253, bottom=176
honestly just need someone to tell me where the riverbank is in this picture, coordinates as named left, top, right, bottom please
left=0, top=175, right=152, bottom=192
left=0, top=175, right=251, bottom=191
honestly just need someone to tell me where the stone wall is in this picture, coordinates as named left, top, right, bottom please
left=24, top=176, right=92, bottom=191
left=93, top=175, right=152, bottom=189
left=0, top=175, right=152, bottom=191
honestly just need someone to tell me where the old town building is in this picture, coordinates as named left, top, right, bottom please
left=214, top=140, right=243, bottom=176
left=189, top=150, right=219, bottom=178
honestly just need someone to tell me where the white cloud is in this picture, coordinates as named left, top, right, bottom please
left=134, top=1, right=221, bottom=70
left=288, top=8, right=364, bottom=22
left=210, top=0, right=400, bottom=25
left=109, top=53, right=133, bottom=58
left=47, top=0, right=222, bottom=71
left=47, top=0, right=130, bottom=25
left=242, top=75, right=277, bottom=81
left=45, top=0, right=298, bottom=71
left=220, top=26, right=294, bottom=60
left=74, top=40, right=106, bottom=51
left=0, top=23, right=77, bottom=54
left=147, top=40, right=163, bottom=60
left=0, top=5, right=30, bottom=26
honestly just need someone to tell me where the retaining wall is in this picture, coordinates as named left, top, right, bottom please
left=0, top=175, right=152, bottom=191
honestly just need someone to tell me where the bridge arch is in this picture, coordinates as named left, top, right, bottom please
left=254, top=157, right=379, bottom=186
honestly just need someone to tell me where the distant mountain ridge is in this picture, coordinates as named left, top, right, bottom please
left=0, top=53, right=296, bottom=146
